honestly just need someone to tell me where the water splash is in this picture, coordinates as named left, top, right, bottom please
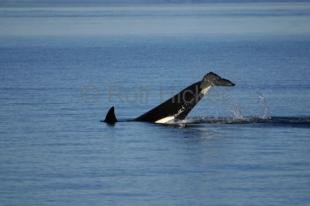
left=168, top=116, right=310, bottom=128
left=257, top=92, right=271, bottom=119
left=231, top=104, right=245, bottom=120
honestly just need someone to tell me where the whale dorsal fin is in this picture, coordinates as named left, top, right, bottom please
left=104, top=106, right=117, bottom=124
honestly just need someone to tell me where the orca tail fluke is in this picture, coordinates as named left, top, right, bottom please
left=103, top=106, right=117, bottom=124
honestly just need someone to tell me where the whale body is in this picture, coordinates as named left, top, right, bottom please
left=103, top=72, right=235, bottom=124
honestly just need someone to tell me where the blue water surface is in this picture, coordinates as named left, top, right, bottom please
left=0, top=3, right=310, bottom=206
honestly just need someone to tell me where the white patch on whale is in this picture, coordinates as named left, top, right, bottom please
left=201, top=86, right=211, bottom=95
left=155, top=116, right=175, bottom=124
left=155, top=87, right=212, bottom=124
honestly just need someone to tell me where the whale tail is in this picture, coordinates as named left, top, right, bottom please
left=135, top=72, right=235, bottom=123
left=102, top=72, right=235, bottom=124
left=103, top=106, right=117, bottom=124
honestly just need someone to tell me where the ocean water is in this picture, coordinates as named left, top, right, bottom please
left=1, top=2, right=310, bottom=206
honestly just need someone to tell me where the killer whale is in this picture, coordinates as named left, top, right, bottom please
left=103, top=72, right=235, bottom=124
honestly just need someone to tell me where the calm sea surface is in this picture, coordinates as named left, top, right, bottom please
left=0, top=3, right=310, bottom=206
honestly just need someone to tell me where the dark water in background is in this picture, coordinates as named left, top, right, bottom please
left=1, top=3, right=310, bottom=206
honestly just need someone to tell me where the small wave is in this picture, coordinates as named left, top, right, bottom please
left=174, top=116, right=310, bottom=128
